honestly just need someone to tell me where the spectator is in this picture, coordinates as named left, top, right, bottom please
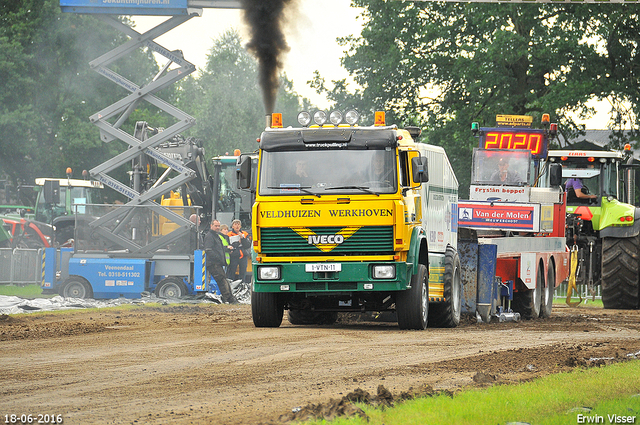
left=204, top=219, right=238, bottom=304
left=189, top=214, right=203, bottom=250
left=227, top=219, right=251, bottom=282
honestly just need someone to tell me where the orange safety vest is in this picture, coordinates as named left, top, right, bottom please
left=227, top=230, right=249, bottom=259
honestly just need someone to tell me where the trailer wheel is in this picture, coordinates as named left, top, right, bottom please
left=61, top=276, right=93, bottom=299
left=396, top=264, right=428, bottom=330
left=540, top=263, right=555, bottom=318
left=512, top=262, right=543, bottom=320
left=288, top=310, right=338, bottom=325
left=428, top=246, right=462, bottom=328
left=252, top=291, right=284, bottom=327
left=155, top=277, right=188, bottom=299
left=601, top=234, right=640, bottom=309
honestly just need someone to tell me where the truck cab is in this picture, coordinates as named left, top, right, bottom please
left=459, top=115, right=569, bottom=320
left=238, top=110, right=460, bottom=329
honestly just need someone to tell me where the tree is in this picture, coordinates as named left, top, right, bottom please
left=0, top=0, right=162, bottom=191
left=177, top=29, right=309, bottom=158
left=315, top=1, right=640, bottom=196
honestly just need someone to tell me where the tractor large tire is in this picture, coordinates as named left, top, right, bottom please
left=251, top=291, right=284, bottom=327
left=512, top=262, right=543, bottom=320
left=288, top=310, right=338, bottom=325
left=428, top=246, right=462, bottom=328
left=601, top=234, right=640, bottom=309
left=396, top=264, right=428, bottom=330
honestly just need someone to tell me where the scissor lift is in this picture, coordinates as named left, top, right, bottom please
left=60, top=0, right=241, bottom=255
left=39, top=1, right=243, bottom=299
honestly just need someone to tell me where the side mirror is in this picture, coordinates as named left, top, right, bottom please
left=43, top=180, right=60, bottom=204
left=237, top=156, right=252, bottom=189
left=411, top=157, right=429, bottom=183
left=549, top=163, right=562, bottom=187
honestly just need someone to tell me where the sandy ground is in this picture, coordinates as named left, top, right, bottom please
left=1, top=304, right=639, bottom=425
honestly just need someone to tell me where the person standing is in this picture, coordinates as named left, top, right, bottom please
left=227, top=219, right=251, bottom=282
left=204, top=219, right=239, bottom=304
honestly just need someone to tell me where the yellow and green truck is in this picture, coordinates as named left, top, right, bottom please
left=237, top=111, right=460, bottom=329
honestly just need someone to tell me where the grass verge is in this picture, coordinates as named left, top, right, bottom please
left=0, top=283, right=51, bottom=298
left=303, top=360, right=640, bottom=425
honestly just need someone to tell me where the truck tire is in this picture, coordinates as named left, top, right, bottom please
left=61, top=276, right=93, bottom=299
left=601, top=234, right=640, bottom=309
left=512, top=262, right=543, bottom=320
left=540, top=263, right=555, bottom=318
left=252, top=291, right=284, bottom=327
left=428, top=246, right=462, bottom=328
left=155, top=277, right=188, bottom=298
left=288, top=310, right=338, bottom=325
left=396, top=264, right=428, bottom=330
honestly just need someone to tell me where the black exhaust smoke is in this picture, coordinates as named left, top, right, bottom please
left=241, top=0, right=296, bottom=115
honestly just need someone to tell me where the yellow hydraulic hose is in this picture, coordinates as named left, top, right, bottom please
left=566, top=245, right=582, bottom=307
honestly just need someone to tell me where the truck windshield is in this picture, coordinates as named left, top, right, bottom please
left=471, top=149, right=531, bottom=186
left=561, top=165, right=602, bottom=198
left=259, top=149, right=397, bottom=196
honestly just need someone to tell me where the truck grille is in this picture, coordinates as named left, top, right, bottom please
left=260, top=226, right=394, bottom=256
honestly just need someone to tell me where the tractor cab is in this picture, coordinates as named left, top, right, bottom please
left=547, top=151, right=625, bottom=208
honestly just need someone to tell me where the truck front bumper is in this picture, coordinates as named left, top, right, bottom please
left=252, top=261, right=410, bottom=293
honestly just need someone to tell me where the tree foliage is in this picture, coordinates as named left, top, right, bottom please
left=315, top=1, right=640, bottom=195
left=0, top=0, right=161, bottom=190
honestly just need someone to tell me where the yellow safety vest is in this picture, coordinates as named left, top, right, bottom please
left=218, top=234, right=231, bottom=266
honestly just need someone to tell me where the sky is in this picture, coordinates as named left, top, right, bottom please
left=132, top=1, right=364, bottom=110
left=132, top=1, right=613, bottom=129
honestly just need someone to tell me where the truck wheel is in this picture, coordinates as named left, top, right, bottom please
left=155, top=277, right=188, bottom=298
left=61, top=276, right=93, bottom=299
left=288, top=310, right=338, bottom=325
left=428, top=246, right=462, bottom=328
left=601, top=234, right=640, bottom=309
left=252, top=291, right=284, bottom=327
left=396, top=264, right=428, bottom=330
left=512, top=262, right=543, bottom=320
left=540, top=263, right=555, bottom=318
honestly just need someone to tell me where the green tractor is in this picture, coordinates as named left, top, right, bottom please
left=548, top=147, right=639, bottom=309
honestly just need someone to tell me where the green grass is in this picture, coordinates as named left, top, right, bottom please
left=305, top=361, right=640, bottom=425
left=553, top=296, right=603, bottom=308
left=0, top=283, right=52, bottom=298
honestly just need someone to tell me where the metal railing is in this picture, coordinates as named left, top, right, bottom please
left=554, top=281, right=602, bottom=304
left=0, top=248, right=42, bottom=286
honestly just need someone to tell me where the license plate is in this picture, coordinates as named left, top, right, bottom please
left=305, top=263, right=342, bottom=272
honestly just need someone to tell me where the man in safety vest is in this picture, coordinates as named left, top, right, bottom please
left=204, top=219, right=239, bottom=304
left=227, top=219, right=251, bottom=282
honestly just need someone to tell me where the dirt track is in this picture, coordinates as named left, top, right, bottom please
left=1, top=304, right=640, bottom=425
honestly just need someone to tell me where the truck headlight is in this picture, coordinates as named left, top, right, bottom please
left=258, top=266, right=280, bottom=280
left=372, top=265, right=395, bottom=279
left=313, top=110, right=327, bottom=125
left=297, top=111, right=311, bottom=127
